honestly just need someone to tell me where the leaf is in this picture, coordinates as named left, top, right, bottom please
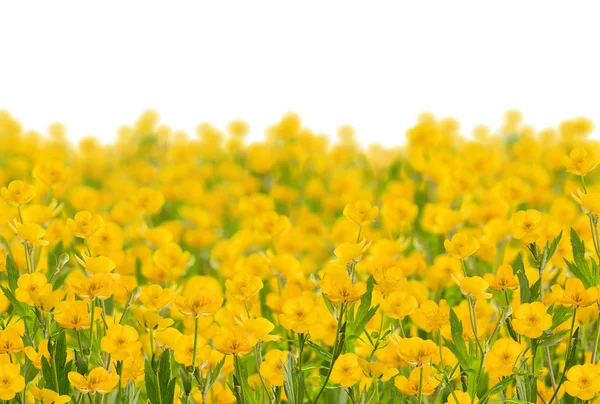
left=514, top=254, right=531, bottom=304
left=281, top=353, right=304, bottom=404
left=41, top=356, right=57, bottom=392
left=306, top=340, right=332, bottom=362
left=164, top=378, right=177, bottom=404
left=537, top=329, right=570, bottom=347
left=144, top=359, right=160, bottom=404
left=444, top=309, right=471, bottom=371
left=0, top=285, right=27, bottom=318
left=179, top=368, right=192, bottom=395
left=6, top=255, right=19, bottom=292
left=545, top=231, right=563, bottom=264
left=482, top=375, right=516, bottom=403
left=550, top=305, right=573, bottom=330
left=158, top=349, right=172, bottom=392
left=347, top=276, right=379, bottom=339
left=565, top=228, right=595, bottom=288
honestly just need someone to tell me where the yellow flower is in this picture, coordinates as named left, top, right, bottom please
left=154, top=327, right=183, bottom=350
left=564, top=364, right=600, bottom=400
left=213, top=325, right=258, bottom=356
left=411, top=300, right=450, bottom=333
left=225, top=273, right=263, bottom=301
left=100, top=324, right=142, bottom=361
left=444, top=231, right=480, bottom=259
left=11, top=222, right=49, bottom=246
left=32, top=161, right=71, bottom=190
left=68, top=367, right=119, bottom=395
left=564, top=147, right=600, bottom=176
left=139, top=285, right=174, bottom=311
left=319, top=268, right=366, bottom=303
left=445, top=391, right=477, bottom=404
left=279, top=295, right=319, bottom=334
left=333, top=239, right=370, bottom=263
left=510, top=209, right=546, bottom=244
left=174, top=290, right=223, bottom=318
left=23, top=339, right=50, bottom=370
left=484, top=264, right=519, bottom=291
left=54, top=300, right=102, bottom=330
left=132, top=187, right=165, bottom=215
left=132, top=307, right=174, bottom=330
left=485, top=338, right=523, bottom=377
left=380, top=291, right=418, bottom=320
left=153, top=243, right=191, bottom=275
left=394, top=365, right=440, bottom=396
left=68, top=273, right=115, bottom=300
left=15, top=272, right=52, bottom=306
left=512, top=302, right=552, bottom=339
left=556, top=278, right=599, bottom=307
left=357, top=358, right=398, bottom=391
left=396, top=337, right=437, bottom=367
left=173, top=334, right=211, bottom=367
left=0, top=363, right=25, bottom=400
left=75, top=254, right=115, bottom=275
left=452, top=274, right=492, bottom=300
left=1, top=180, right=36, bottom=207
left=343, top=200, right=379, bottom=226
left=259, top=349, right=290, bottom=387
left=381, top=199, right=418, bottom=229
left=29, top=384, right=71, bottom=404
left=244, top=317, right=279, bottom=343
left=330, top=353, right=363, bottom=387
left=0, top=326, right=24, bottom=354
left=573, top=190, right=600, bottom=216
left=253, top=211, right=291, bottom=239
left=67, top=211, right=104, bottom=239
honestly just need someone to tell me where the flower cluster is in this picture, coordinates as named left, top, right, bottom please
left=0, top=109, right=599, bottom=403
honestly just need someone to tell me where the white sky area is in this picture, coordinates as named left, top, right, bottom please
left=1, top=1, right=599, bottom=146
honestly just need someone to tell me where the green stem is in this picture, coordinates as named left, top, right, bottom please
left=88, top=299, right=96, bottom=360
left=547, top=307, right=578, bottom=404
left=418, top=365, right=424, bottom=404
left=312, top=302, right=347, bottom=404
left=191, top=316, right=199, bottom=368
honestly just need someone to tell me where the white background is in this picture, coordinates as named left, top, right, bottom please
left=1, top=1, right=599, bottom=145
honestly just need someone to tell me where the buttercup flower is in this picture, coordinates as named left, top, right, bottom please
left=444, top=231, right=480, bottom=259
left=394, top=365, right=440, bottom=396
left=510, top=209, right=546, bottom=243
left=343, top=200, right=379, bottom=226
left=1, top=180, right=36, bottom=206
left=68, top=367, right=119, bottom=395
left=67, top=211, right=104, bottom=239
left=330, top=353, right=364, bottom=387
left=512, top=302, right=552, bottom=338
left=564, top=147, right=600, bottom=176
left=563, top=364, right=600, bottom=400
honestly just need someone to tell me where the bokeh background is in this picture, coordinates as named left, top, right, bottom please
left=1, top=0, right=599, bottom=144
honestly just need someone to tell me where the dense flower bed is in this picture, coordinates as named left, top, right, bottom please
left=0, top=109, right=599, bottom=403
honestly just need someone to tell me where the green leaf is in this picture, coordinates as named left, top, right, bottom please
left=482, top=375, right=516, bottom=403
left=544, top=230, right=563, bottom=264
left=550, top=305, right=573, bottom=330
left=179, top=368, right=192, bottom=395
left=444, top=309, right=471, bottom=371
left=306, top=340, right=332, bottom=362
left=347, top=276, right=379, bottom=339
left=514, top=254, right=531, bottom=304
left=164, top=378, right=177, bottom=404
left=6, top=255, right=19, bottom=291
left=537, top=329, right=570, bottom=347
left=144, top=359, right=161, bottom=404
left=41, top=356, right=57, bottom=392
left=565, top=228, right=595, bottom=288
left=281, top=352, right=304, bottom=404
left=158, top=349, right=172, bottom=392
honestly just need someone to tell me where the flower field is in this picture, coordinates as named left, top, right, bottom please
left=1, top=109, right=600, bottom=403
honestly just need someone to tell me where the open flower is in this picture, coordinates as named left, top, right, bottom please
left=484, top=264, right=519, bottom=291
left=29, top=385, right=71, bottom=404
left=564, top=364, right=600, bottom=400
left=394, top=365, right=440, bottom=396
left=319, top=268, right=366, bottom=303
left=1, top=180, right=36, bottom=207
left=174, top=290, right=223, bottom=317
left=564, top=147, right=600, bottom=176
left=68, top=367, right=119, bottom=395
left=279, top=295, right=319, bottom=334
left=9, top=221, right=49, bottom=246
left=444, top=231, right=479, bottom=259
left=380, top=291, right=418, bottom=320
left=452, top=274, right=492, bottom=300
left=556, top=278, right=599, bottom=307
left=225, top=272, right=263, bottom=301
left=396, top=337, right=437, bottom=367
left=75, top=254, right=116, bottom=275
left=510, top=209, right=546, bottom=244
left=512, top=302, right=552, bottom=339
left=357, top=358, right=398, bottom=391
left=0, top=363, right=25, bottom=400
left=485, top=338, right=524, bottom=377
left=67, top=211, right=104, bottom=239
left=260, top=349, right=290, bottom=387
left=213, top=325, right=258, bottom=356
left=330, top=353, right=363, bottom=387
left=343, top=200, right=379, bottom=226
left=333, top=239, right=371, bottom=263
left=100, top=324, right=143, bottom=360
